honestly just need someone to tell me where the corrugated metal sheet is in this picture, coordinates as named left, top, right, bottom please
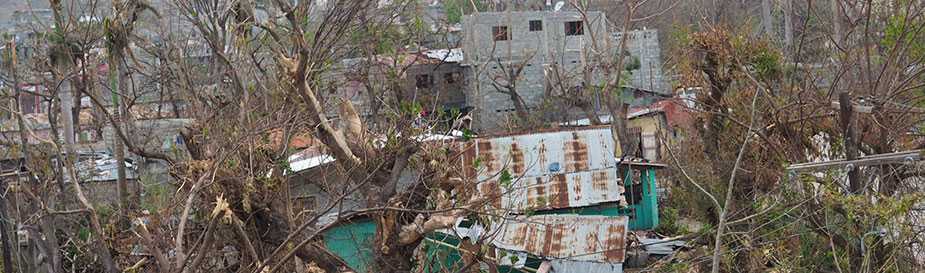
left=477, top=169, right=624, bottom=211
left=548, top=260, right=623, bottom=273
left=492, top=215, right=628, bottom=263
left=640, top=237, right=686, bottom=255
left=461, top=127, right=624, bottom=211
left=642, top=132, right=658, bottom=161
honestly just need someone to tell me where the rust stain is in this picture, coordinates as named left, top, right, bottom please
left=510, top=142, right=525, bottom=175
left=564, top=132, right=589, bottom=172
left=511, top=224, right=528, bottom=246
left=585, top=230, right=600, bottom=254
left=524, top=224, right=539, bottom=254
left=604, top=223, right=627, bottom=262
left=549, top=174, right=569, bottom=208
left=477, top=140, right=496, bottom=175
left=538, top=141, right=547, bottom=173
left=572, top=174, right=582, bottom=202
left=540, top=223, right=558, bottom=255
left=479, top=181, right=502, bottom=208
left=592, top=170, right=609, bottom=191
left=494, top=215, right=629, bottom=263
left=462, top=142, right=477, bottom=180
left=547, top=223, right=568, bottom=256
left=530, top=177, right=546, bottom=208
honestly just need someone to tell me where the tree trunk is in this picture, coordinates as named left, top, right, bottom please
left=838, top=92, right=860, bottom=193
left=783, top=0, right=794, bottom=50
left=0, top=181, right=14, bottom=273
left=508, top=89, right=532, bottom=124
left=605, top=1, right=637, bottom=157
left=7, top=40, right=28, bottom=273
left=109, top=50, right=131, bottom=221
left=832, top=0, right=844, bottom=45
left=761, top=0, right=775, bottom=37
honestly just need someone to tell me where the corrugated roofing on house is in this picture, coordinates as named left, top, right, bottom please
left=477, top=168, right=624, bottom=212
left=423, top=48, right=463, bottom=63
left=548, top=260, right=624, bottom=273
left=459, top=126, right=625, bottom=212
left=492, top=214, right=629, bottom=263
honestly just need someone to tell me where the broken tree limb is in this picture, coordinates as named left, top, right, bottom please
left=397, top=197, right=487, bottom=245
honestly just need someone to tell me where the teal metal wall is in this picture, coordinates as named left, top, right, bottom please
left=321, top=219, right=377, bottom=273
left=422, top=233, right=543, bottom=273
left=536, top=166, right=660, bottom=230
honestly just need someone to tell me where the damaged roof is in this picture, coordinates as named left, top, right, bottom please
left=460, top=126, right=626, bottom=212
left=493, top=215, right=629, bottom=263
left=442, top=214, right=630, bottom=264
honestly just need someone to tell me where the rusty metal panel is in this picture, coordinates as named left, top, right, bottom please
left=492, top=215, right=629, bottom=263
left=548, top=260, right=624, bottom=273
left=464, top=127, right=625, bottom=211
left=467, top=127, right=619, bottom=181
left=482, top=168, right=624, bottom=211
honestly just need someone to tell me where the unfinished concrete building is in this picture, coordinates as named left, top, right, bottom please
left=461, top=11, right=610, bottom=131
left=618, top=29, right=670, bottom=95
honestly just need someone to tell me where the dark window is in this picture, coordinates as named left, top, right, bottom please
left=565, top=21, right=583, bottom=36
left=293, top=196, right=317, bottom=212
left=444, top=72, right=460, bottom=84
left=415, top=74, right=433, bottom=88
left=492, top=26, right=510, bottom=41
left=529, top=20, right=543, bottom=31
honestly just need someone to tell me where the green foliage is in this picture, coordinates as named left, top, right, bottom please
left=77, top=227, right=92, bottom=242
left=276, top=158, right=293, bottom=174
left=655, top=207, right=686, bottom=235
left=411, top=16, right=427, bottom=35
left=499, top=169, right=513, bottom=189
left=750, top=47, right=781, bottom=79
left=400, top=101, right=424, bottom=116
left=624, top=55, right=641, bottom=71
left=444, top=0, right=463, bottom=24
left=461, top=128, right=474, bottom=141
left=882, top=12, right=925, bottom=60
left=140, top=175, right=171, bottom=212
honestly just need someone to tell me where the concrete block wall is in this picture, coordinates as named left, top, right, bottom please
left=462, top=11, right=609, bottom=132
left=616, top=29, right=669, bottom=94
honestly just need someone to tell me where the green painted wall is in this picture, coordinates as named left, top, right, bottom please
left=422, top=233, right=540, bottom=273
left=322, top=219, right=377, bottom=273
left=537, top=166, right=660, bottom=230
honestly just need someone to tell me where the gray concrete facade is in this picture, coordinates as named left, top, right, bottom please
left=462, top=11, right=609, bottom=132
left=618, top=29, right=669, bottom=95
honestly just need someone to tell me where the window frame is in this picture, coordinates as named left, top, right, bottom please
left=415, top=74, right=434, bottom=88
left=565, top=21, right=584, bottom=36
left=529, top=20, right=543, bottom=32
left=492, top=26, right=510, bottom=41
left=444, top=72, right=459, bottom=84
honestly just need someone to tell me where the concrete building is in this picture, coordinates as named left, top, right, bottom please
left=618, top=29, right=670, bottom=94
left=320, top=49, right=470, bottom=121
left=461, top=11, right=610, bottom=131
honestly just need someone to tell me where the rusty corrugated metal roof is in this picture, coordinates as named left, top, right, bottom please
left=492, top=215, right=629, bottom=263
left=460, top=127, right=625, bottom=211
left=477, top=168, right=624, bottom=211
